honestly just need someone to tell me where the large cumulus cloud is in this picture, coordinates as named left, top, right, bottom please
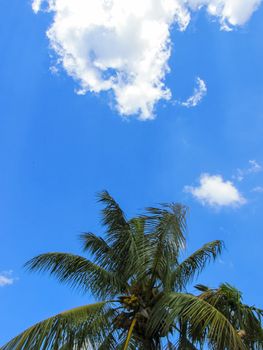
left=32, top=0, right=262, bottom=119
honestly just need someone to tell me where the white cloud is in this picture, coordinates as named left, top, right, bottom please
left=248, top=160, right=262, bottom=173
left=181, top=77, right=207, bottom=108
left=32, top=0, right=42, bottom=13
left=185, top=173, right=246, bottom=207
left=187, top=0, right=262, bottom=30
left=235, top=159, right=262, bottom=181
left=0, top=271, right=14, bottom=287
left=32, top=0, right=262, bottom=119
left=252, top=186, right=263, bottom=193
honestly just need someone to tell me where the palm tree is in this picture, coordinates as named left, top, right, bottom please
left=193, top=283, right=263, bottom=349
left=2, top=191, right=262, bottom=349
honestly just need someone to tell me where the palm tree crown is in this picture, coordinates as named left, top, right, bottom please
left=3, top=191, right=262, bottom=349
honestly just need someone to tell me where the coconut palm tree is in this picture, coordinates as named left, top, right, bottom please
left=193, top=283, right=263, bottom=349
left=2, top=191, right=262, bottom=349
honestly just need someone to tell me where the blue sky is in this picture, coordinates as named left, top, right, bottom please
left=1, top=0, right=263, bottom=344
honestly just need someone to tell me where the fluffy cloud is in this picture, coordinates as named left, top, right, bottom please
left=187, top=0, right=262, bottom=30
left=0, top=271, right=14, bottom=287
left=181, top=77, right=207, bottom=108
left=185, top=173, right=246, bottom=207
left=32, top=0, right=262, bottom=119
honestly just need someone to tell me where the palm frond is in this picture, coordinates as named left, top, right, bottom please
left=98, top=192, right=153, bottom=282
left=195, top=284, right=210, bottom=292
left=176, top=339, right=199, bottom=350
left=115, top=337, right=138, bottom=350
left=143, top=203, right=187, bottom=285
left=25, top=253, right=126, bottom=298
left=80, top=232, right=112, bottom=268
left=98, top=190, right=130, bottom=239
left=97, top=191, right=137, bottom=277
left=97, top=332, right=118, bottom=350
left=164, top=340, right=177, bottom=350
left=197, top=283, right=263, bottom=349
left=2, top=302, right=110, bottom=350
left=144, top=203, right=187, bottom=250
left=148, top=292, right=246, bottom=350
left=127, top=217, right=154, bottom=280
left=171, top=240, right=223, bottom=291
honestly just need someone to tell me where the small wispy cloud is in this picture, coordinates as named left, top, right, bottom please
left=184, top=173, right=246, bottom=208
left=252, top=186, right=263, bottom=193
left=181, top=77, right=207, bottom=108
left=32, top=0, right=262, bottom=119
left=235, top=160, right=262, bottom=181
left=218, top=258, right=234, bottom=269
left=0, top=271, right=15, bottom=287
left=248, top=160, right=262, bottom=173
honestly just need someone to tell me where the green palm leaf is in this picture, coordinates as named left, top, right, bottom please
left=149, top=292, right=246, bottom=350
left=97, top=332, right=117, bottom=350
left=80, top=232, right=112, bottom=267
left=98, top=190, right=130, bottom=241
left=196, top=283, right=263, bottom=349
left=143, top=204, right=187, bottom=285
left=2, top=302, right=110, bottom=350
left=171, top=240, right=223, bottom=291
left=26, top=253, right=126, bottom=298
left=98, top=191, right=146, bottom=279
